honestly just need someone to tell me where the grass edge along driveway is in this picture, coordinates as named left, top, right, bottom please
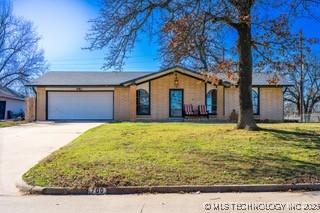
left=23, top=123, right=320, bottom=188
left=0, top=120, right=26, bottom=128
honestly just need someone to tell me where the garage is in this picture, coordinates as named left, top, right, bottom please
left=47, top=91, right=113, bottom=120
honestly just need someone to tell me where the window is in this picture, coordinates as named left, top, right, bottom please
left=136, top=89, right=150, bottom=115
left=206, top=89, right=217, bottom=114
left=252, top=89, right=259, bottom=115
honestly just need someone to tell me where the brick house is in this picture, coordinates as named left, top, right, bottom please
left=27, top=66, right=292, bottom=121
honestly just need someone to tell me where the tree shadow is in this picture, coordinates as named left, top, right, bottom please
left=201, top=151, right=320, bottom=184
left=260, top=127, right=320, bottom=150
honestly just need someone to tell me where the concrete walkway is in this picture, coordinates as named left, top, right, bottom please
left=0, top=122, right=102, bottom=195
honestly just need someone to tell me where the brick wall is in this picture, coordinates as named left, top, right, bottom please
left=36, top=87, right=46, bottom=121
left=150, top=72, right=205, bottom=120
left=260, top=87, right=284, bottom=121
left=114, top=87, right=130, bottom=121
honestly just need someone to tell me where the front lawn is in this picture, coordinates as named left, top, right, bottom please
left=23, top=123, right=320, bottom=187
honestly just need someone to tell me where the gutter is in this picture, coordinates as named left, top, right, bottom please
left=0, top=95, right=25, bottom=101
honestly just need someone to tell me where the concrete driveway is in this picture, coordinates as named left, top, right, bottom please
left=0, top=122, right=102, bottom=195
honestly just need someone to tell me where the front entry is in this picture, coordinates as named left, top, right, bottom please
left=0, top=101, right=6, bottom=120
left=169, top=89, right=184, bottom=117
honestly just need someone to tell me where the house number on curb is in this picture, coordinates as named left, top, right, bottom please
left=88, top=187, right=107, bottom=195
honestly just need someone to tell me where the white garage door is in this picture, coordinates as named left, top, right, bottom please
left=47, top=91, right=113, bottom=120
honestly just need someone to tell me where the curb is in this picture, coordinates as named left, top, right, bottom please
left=16, top=180, right=320, bottom=195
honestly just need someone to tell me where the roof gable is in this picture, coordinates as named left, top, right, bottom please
left=121, top=66, right=211, bottom=86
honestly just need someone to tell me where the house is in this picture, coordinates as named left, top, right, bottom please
left=0, top=86, right=25, bottom=120
left=27, top=66, right=292, bottom=121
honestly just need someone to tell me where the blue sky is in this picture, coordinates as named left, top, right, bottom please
left=12, top=0, right=320, bottom=72
left=12, top=0, right=160, bottom=72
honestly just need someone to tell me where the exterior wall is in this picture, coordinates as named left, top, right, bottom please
left=36, top=87, right=46, bottom=121
left=216, top=86, right=225, bottom=119
left=224, top=87, right=284, bottom=121
left=114, top=87, right=130, bottom=121
left=150, top=72, right=205, bottom=120
left=128, top=85, right=136, bottom=121
left=25, top=97, right=36, bottom=121
left=33, top=80, right=284, bottom=122
left=224, top=87, right=239, bottom=119
left=0, top=97, right=25, bottom=119
left=260, top=87, right=284, bottom=121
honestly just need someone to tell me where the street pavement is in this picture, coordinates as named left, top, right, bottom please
left=0, top=191, right=319, bottom=213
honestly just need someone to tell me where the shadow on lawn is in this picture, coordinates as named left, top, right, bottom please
left=253, top=128, right=319, bottom=183
left=260, top=127, right=320, bottom=150
left=209, top=152, right=320, bottom=184
left=206, top=128, right=320, bottom=184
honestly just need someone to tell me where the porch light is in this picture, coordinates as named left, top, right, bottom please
left=174, top=73, right=179, bottom=87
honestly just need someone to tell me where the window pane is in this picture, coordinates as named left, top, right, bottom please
left=137, top=89, right=150, bottom=115
left=206, top=90, right=217, bottom=114
left=212, top=90, right=217, bottom=114
left=206, top=92, right=212, bottom=113
left=252, top=90, right=259, bottom=115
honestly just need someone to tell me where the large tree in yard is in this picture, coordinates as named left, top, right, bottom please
left=87, top=0, right=320, bottom=130
left=0, top=1, right=47, bottom=94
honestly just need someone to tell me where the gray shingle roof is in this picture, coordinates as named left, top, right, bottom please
left=0, top=86, right=24, bottom=100
left=28, top=69, right=292, bottom=87
left=252, top=72, right=291, bottom=86
left=216, top=72, right=292, bottom=86
left=28, top=71, right=152, bottom=86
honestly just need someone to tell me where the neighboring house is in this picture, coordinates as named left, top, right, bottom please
left=0, top=86, right=25, bottom=120
left=27, top=66, right=292, bottom=121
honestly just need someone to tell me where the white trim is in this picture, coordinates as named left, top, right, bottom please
left=123, top=67, right=207, bottom=86
left=0, top=96, right=24, bottom=101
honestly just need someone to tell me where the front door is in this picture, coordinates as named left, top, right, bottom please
left=169, top=89, right=183, bottom=117
left=0, top=101, right=6, bottom=120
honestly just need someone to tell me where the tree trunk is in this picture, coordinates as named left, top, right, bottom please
left=236, top=21, right=259, bottom=130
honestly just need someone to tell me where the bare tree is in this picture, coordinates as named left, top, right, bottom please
left=285, top=52, right=320, bottom=120
left=86, top=0, right=320, bottom=130
left=0, top=1, right=47, bottom=94
left=160, top=13, right=226, bottom=71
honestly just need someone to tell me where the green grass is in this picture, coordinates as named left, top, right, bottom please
left=0, top=120, right=26, bottom=128
left=23, top=123, right=320, bottom=187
